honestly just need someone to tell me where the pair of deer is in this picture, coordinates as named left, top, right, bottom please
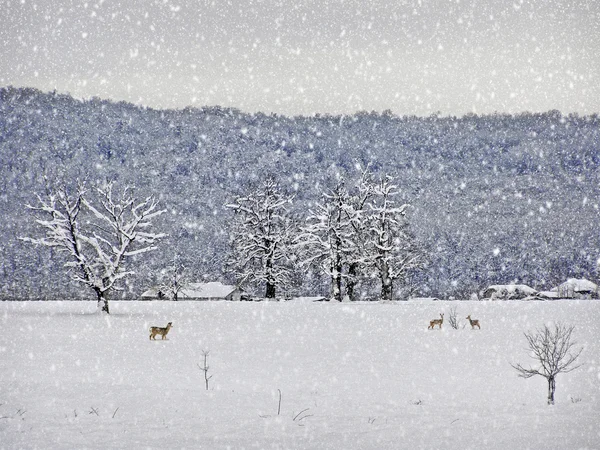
left=428, top=314, right=480, bottom=329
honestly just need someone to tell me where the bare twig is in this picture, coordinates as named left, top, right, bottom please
left=112, top=407, right=120, bottom=419
left=277, top=389, right=282, bottom=416
left=293, top=408, right=311, bottom=421
left=198, top=349, right=214, bottom=390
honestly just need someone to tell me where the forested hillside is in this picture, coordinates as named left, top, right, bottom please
left=1, top=86, right=599, bottom=299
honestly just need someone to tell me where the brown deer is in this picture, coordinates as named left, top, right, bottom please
left=149, top=322, right=173, bottom=340
left=466, top=315, right=480, bottom=329
left=428, top=313, right=444, bottom=329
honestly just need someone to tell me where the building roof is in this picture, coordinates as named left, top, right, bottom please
left=538, top=291, right=559, bottom=299
left=484, top=284, right=537, bottom=295
left=141, top=282, right=241, bottom=299
left=180, top=282, right=240, bottom=299
left=289, top=296, right=328, bottom=303
left=553, top=278, right=598, bottom=293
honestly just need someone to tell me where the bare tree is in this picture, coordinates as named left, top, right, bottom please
left=21, top=181, right=166, bottom=313
left=512, top=323, right=583, bottom=405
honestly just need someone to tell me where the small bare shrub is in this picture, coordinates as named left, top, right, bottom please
left=448, top=306, right=460, bottom=329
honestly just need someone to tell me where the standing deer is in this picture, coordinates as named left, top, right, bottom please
left=149, top=322, right=173, bottom=340
left=466, top=315, right=480, bottom=329
left=428, top=313, right=444, bottom=329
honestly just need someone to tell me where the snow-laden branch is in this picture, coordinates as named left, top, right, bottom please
left=225, top=179, right=296, bottom=298
left=20, top=181, right=166, bottom=313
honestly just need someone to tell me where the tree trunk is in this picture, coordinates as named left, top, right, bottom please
left=265, top=251, right=276, bottom=298
left=346, top=263, right=358, bottom=301
left=380, top=262, right=393, bottom=301
left=331, top=261, right=342, bottom=302
left=381, top=279, right=393, bottom=301
left=96, top=290, right=110, bottom=314
left=547, top=376, right=556, bottom=405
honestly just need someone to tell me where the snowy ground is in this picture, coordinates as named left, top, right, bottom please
left=1, top=300, right=599, bottom=449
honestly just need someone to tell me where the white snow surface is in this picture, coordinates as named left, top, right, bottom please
left=1, top=300, right=599, bottom=449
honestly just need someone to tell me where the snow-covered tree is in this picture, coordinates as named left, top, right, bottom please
left=159, top=256, right=186, bottom=301
left=21, top=181, right=166, bottom=313
left=364, top=175, right=425, bottom=301
left=225, top=179, right=295, bottom=299
left=343, top=169, right=375, bottom=301
left=296, top=182, right=355, bottom=301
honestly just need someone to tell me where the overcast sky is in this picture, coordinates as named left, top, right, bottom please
left=1, top=0, right=598, bottom=116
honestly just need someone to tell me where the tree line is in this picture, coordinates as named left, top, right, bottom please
left=22, top=168, right=426, bottom=312
left=226, top=170, right=425, bottom=301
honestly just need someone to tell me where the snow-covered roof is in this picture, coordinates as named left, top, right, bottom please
left=140, top=286, right=162, bottom=298
left=553, top=278, right=598, bottom=293
left=538, top=291, right=559, bottom=299
left=141, top=282, right=241, bottom=299
left=290, top=296, right=328, bottom=303
left=180, top=282, right=240, bottom=299
left=485, top=284, right=537, bottom=294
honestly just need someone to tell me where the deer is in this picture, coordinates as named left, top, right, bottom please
left=149, top=322, right=173, bottom=340
left=466, top=315, right=480, bottom=329
left=428, top=313, right=444, bottom=329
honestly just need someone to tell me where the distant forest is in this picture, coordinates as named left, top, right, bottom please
left=1, top=86, right=599, bottom=300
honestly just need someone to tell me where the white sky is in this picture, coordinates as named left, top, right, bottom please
left=1, top=0, right=598, bottom=116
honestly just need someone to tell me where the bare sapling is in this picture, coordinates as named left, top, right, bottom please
left=198, top=349, right=213, bottom=391
left=448, top=306, right=460, bottom=329
left=428, top=313, right=444, bottom=329
left=466, top=315, right=480, bottom=329
left=512, top=322, right=583, bottom=405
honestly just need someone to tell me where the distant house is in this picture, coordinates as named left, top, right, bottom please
left=537, top=291, right=559, bottom=300
left=408, top=297, right=440, bottom=302
left=482, top=284, right=538, bottom=300
left=140, top=282, right=246, bottom=301
left=553, top=278, right=598, bottom=299
left=289, top=296, right=328, bottom=303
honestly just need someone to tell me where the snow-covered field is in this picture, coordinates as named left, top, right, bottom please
left=1, top=300, right=599, bottom=449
